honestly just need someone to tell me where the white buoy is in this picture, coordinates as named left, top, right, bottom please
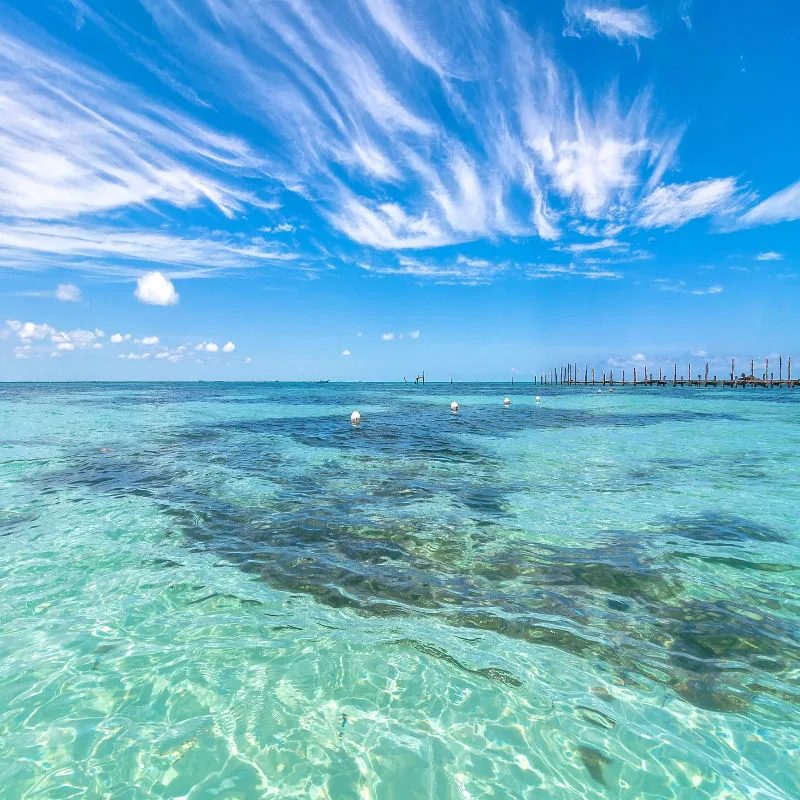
left=351, top=410, right=361, bottom=425
left=535, top=395, right=541, bottom=403
left=608, top=389, right=614, bottom=393
left=503, top=397, right=511, bottom=406
left=450, top=401, right=459, bottom=412
left=597, top=389, right=602, bottom=394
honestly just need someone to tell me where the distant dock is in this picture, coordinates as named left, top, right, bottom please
left=536, top=358, right=798, bottom=388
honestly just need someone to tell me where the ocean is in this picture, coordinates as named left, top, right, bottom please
left=1, top=382, right=798, bottom=799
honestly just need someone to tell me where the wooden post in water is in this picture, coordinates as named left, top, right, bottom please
left=622, top=370, right=625, bottom=386
left=765, top=358, right=769, bottom=383
left=602, top=371, right=606, bottom=386
left=789, top=356, right=792, bottom=384
left=592, top=368, right=595, bottom=385
left=673, top=363, right=677, bottom=387
left=610, top=369, right=614, bottom=386
left=780, top=355, right=783, bottom=385
left=585, top=365, right=588, bottom=385
left=633, top=367, right=637, bottom=386
left=705, top=362, right=709, bottom=387
left=751, top=360, right=754, bottom=379
left=688, top=364, right=692, bottom=385
left=731, top=359, right=734, bottom=382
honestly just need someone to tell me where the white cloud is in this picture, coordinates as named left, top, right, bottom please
left=637, top=179, right=742, bottom=228
left=632, top=353, right=646, bottom=362
left=93, top=342, right=102, bottom=349
left=0, top=26, right=267, bottom=221
left=6, top=320, right=55, bottom=341
left=558, top=239, right=624, bottom=253
left=361, top=254, right=507, bottom=285
left=196, top=342, right=219, bottom=352
left=141, top=336, right=160, bottom=345
left=135, top=272, right=179, bottom=306
left=409, top=330, right=420, bottom=339
left=57, top=342, right=74, bottom=351
left=756, top=251, right=783, bottom=261
left=341, top=349, right=351, bottom=356
left=692, top=349, right=707, bottom=357
left=739, top=180, right=800, bottom=227
left=110, top=333, right=129, bottom=343
left=0, top=223, right=300, bottom=278
left=57, top=0, right=713, bottom=253
left=55, top=283, right=81, bottom=302
left=245, top=357, right=252, bottom=363
left=523, top=262, right=623, bottom=280
left=565, top=4, right=659, bottom=47
left=155, top=352, right=170, bottom=359
left=118, top=352, right=151, bottom=360
left=381, top=332, right=395, bottom=341
left=222, top=341, right=236, bottom=353
left=260, top=223, right=295, bottom=233
left=692, top=285, right=723, bottom=295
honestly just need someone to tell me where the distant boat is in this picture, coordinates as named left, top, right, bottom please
left=313, top=379, right=330, bottom=383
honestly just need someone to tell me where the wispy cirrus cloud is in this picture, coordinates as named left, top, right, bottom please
left=0, top=223, right=300, bottom=278
left=65, top=0, right=728, bottom=251
left=564, top=3, right=659, bottom=49
left=739, top=180, right=800, bottom=227
left=637, top=178, right=744, bottom=228
left=0, top=25, right=271, bottom=221
left=756, top=251, right=783, bottom=261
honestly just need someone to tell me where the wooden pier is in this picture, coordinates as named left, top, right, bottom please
left=534, top=357, right=798, bottom=388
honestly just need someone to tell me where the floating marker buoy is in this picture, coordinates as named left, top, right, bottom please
left=535, top=396, right=541, bottom=403
left=450, top=401, right=459, bottom=412
left=597, top=389, right=602, bottom=394
left=608, top=389, right=614, bottom=393
left=350, top=410, right=361, bottom=425
left=503, top=397, right=511, bottom=406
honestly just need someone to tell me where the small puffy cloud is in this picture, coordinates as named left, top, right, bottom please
left=141, top=336, right=160, bottom=345
left=691, top=285, right=723, bottom=295
left=381, top=332, right=395, bottom=341
left=632, top=353, right=646, bottom=362
left=692, top=350, right=708, bottom=357
left=50, top=351, right=62, bottom=358
left=196, top=342, right=220, bottom=352
left=94, top=329, right=105, bottom=337
left=222, top=341, right=236, bottom=353
left=134, top=272, right=179, bottom=306
left=756, top=252, right=783, bottom=261
left=57, top=342, right=74, bottom=350
left=245, top=357, right=252, bottom=363
left=110, top=333, right=123, bottom=343
left=118, top=352, right=151, bottom=360
left=341, top=349, right=351, bottom=356
left=93, top=343, right=102, bottom=349
left=6, top=320, right=55, bottom=341
left=409, top=330, right=420, bottom=339
left=55, top=283, right=81, bottom=302
left=155, top=352, right=170, bottom=359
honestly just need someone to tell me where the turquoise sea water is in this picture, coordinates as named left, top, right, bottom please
left=1, top=382, right=799, bottom=799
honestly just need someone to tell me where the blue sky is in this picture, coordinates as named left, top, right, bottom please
left=0, top=0, right=798, bottom=381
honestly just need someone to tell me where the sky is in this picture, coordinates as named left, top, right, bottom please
left=0, top=0, right=798, bottom=381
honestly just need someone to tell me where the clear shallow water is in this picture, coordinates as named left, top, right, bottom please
left=1, top=382, right=799, bottom=799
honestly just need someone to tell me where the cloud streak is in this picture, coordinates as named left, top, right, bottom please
left=65, top=0, right=727, bottom=252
